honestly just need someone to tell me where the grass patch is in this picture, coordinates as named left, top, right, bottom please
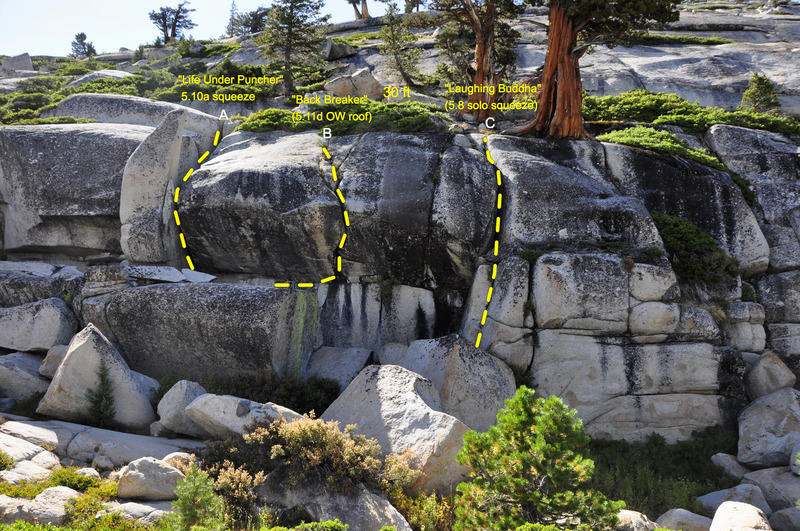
left=584, top=90, right=800, bottom=135
left=597, top=126, right=758, bottom=206
left=0, top=467, right=107, bottom=499
left=651, top=211, right=740, bottom=286
left=31, top=57, right=114, bottom=76
left=621, top=32, right=734, bottom=46
left=333, top=32, right=381, bottom=47
left=238, top=100, right=446, bottom=135
left=180, top=42, right=241, bottom=59
left=586, top=426, right=738, bottom=518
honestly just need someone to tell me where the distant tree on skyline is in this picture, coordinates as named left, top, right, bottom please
left=70, top=32, right=97, bottom=58
left=149, top=2, right=198, bottom=43
left=347, top=0, right=372, bottom=19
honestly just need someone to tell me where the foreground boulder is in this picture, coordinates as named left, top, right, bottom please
left=116, top=457, right=184, bottom=501
left=322, top=365, right=470, bottom=493
left=82, top=283, right=318, bottom=381
left=36, top=324, right=156, bottom=429
left=742, top=467, right=800, bottom=512
left=19, top=486, right=79, bottom=526
left=384, top=334, right=516, bottom=432
left=697, top=484, right=772, bottom=517
left=656, top=508, right=712, bottom=531
left=0, top=298, right=77, bottom=352
left=156, top=380, right=211, bottom=438
left=709, top=501, right=771, bottom=531
left=738, top=388, right=800, bottom=468
left=257, top=468, right=411, bottom=530
left=184, top=394, right=302, bottom=439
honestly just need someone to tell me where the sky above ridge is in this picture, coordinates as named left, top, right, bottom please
left=0, top=0, right=388, bottom=57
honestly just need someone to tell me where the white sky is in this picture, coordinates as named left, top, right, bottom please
left=0, top=0, right=388, bottom=57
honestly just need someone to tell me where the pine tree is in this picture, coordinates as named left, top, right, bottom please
left=454, top=388, right=624, bottom=530
left=226, top=1, right=239, bottom=37
left=149, top=2, right=197, bottom=44
left=430, top=0, right=523, bottom=123
left=70, top=33, right=97, bottom=59
left=739, top=72, right=781, bottom=114
left=163, top=465, right=226, bottom=531
left=86, top=359, right=116, bottom=428
left=261, top=0, right=330, bottom=95
left=508, top=0, right=681, bottom=138
left=378, top=3, right=422, bottom=87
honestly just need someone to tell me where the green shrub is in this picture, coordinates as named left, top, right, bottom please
left=162, top=464, right=227, bottom=531
left=586, top=426, right=737, bottom=518
left=390, top=491, right=455, bottom=531
left=739, top=72, right=781, bottom=114
left=238, top=100, right=446, bottom=135
left=17, top=76, right=67, bottom=94
left=651, top=211, right=740, bottom=286
left=7, top=92, right=55, bottom=111
left=263, top=521, right=349, bottom=531
left=0, top=116, right=95, bottom=126
left=597, top=126, right=757, bottom=205
left=0, top=449, right=13, bottom=471
left=741, top=282, right=757, bottom=302
left=68, top=77, right=139, bottom=96
left=49, top=467, right=100, bottom=492
left=454, top=389, right=624, bottom=531
left=621, top=32, right=734, bottom=46
left=583, top=90, right=800, bottom=135
left=86, top=359, right=116, bottom=428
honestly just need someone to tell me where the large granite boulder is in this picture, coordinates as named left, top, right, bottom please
left=0, top=124, right=151, bottom=254
left=604, top=142, right=769, bottom=276
left=0, top=262, right=83, bottom=308
left=156, top=380, right=211, bottom=439
left=531, top=330, right=746, bottom=443
left=758, top=272, right=800, bottom=323
left=742, top=467, right=800, bottom=512
left=656, top=508, right=712, bottom=531
left=709, top=501, right=771, bottom=531
left=738, top=388, right=800, bottom=468
left=40, top=94, right=220, bottom=152
left=322, top=365, right=471, bottom=493
left=81, top=283, right=318, bottom=382
left=0, top=298, right=77, bottom=352
left=64, top=70, right=134, bottom=88
left=486, top=136, right=663, bottom=250
left=697, top=484, right=773, bottom=517
left=0, top=54, right=33, bottom=72
left=385, top=334, right=516, bottom=431
left=120, top=109, right=188, bottom=264
left=706, top=125, right=800, bottom=227
left=36, top=324, right=157, bottom=429
left=179, top=131, right=341, bottom=280
left=745, top=352, right=796, bottom=400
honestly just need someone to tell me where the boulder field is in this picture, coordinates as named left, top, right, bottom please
left=0, top=87, right=798, bottom=529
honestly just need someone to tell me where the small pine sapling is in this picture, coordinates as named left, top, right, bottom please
left=86, top=359, right=116, bottom=428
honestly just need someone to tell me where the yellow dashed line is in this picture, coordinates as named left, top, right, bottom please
left=339, top=233, right=347, bottom=248
left=494, top=240, right=499, bottom=256
left=496, top=170, right=502, bottom=186
left=173, top=210, right=181, bottom=226
left=332, top=166, right=338, bottom=181
left=475, top=332, right=483, bottom=348
left=183, top=168, right=193, bottom=181
left=213, top=131, right=220, bottom=146
left=179, top=233, right=187, bottom=249
left=186, top=256, right=195, bottom=270
left=198, top=151, right=210, bottom=164
left=323, top=147, right=331, bottom=159
left=486, top=151, right=495, bottom=165
left=274, top=282, right=291, bottom=288
left=497, top=193, right=503, bottom=209
left=321, top=275, right=336, bottom=283
left=337, top=256, right=342, bottom=272
left=343, top=211, right=350, bottom=226
left=481, top=309, right=488, bottom=326
left=336, top=189, right=345, bottom=203
left=495, top=217, right=501, bottom=232
left=492, top=263, right=497, bottom=280
left=174, top=187, right=180, bottom=203
left=298, top=283, right=314, bottom=288
left=486, top=287, right=493, bottom=303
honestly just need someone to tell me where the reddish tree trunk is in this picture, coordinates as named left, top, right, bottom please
left=361, top=0, right=371, bottom=18
left=352, top=4, right=363, bottom=19
left=466, top=5, right=497, bottom=124
left=507, top=1, right=589, bottom=138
